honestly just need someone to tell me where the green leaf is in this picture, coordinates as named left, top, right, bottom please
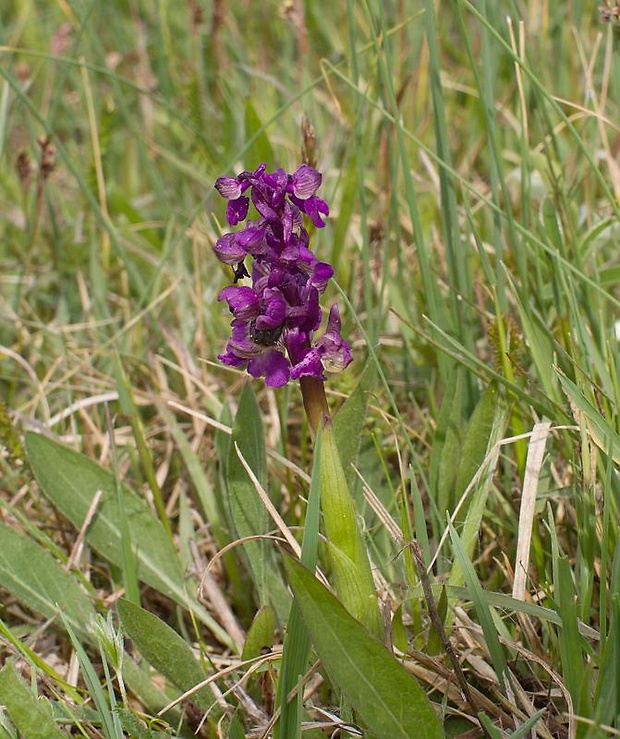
left=449, top=523, right=507, bottom=684
left=24, top=432, right=234, bottom=649
left=320, top=421, right=382, bottom=638
left=0, top=522, right=95, bottom=637
left=275, top=428, right=325, bottom=739
left=453, top=383, right=502, bottom=521
left=61, top=614, right=123, bottom=739
left=449, top=385, right=508, bottom=588
left=117, top=707, right=164, bottom=739
left=510, top=276, right=559, bottom=403
left=429, top=368, right=465, bottom=518
left=117, top=599, right=213, bottom=712
left=557, top=371, right=620, bottom=464
left=242, top=605, right=276, bottom=661
left=0, top=665, right=66, bottom=739
left=283, top=556, right=443, bottom=739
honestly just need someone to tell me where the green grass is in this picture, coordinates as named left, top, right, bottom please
left=1, top=1, right=620, bottom=737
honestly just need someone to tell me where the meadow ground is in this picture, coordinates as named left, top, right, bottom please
left=1, top=1, right=619, bottom=737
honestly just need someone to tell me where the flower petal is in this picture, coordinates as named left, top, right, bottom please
left=254, top=288, right=287, bottom=330
left=310, top=262, right=334, bottom=291
left=215, top=176, right=242, bottom=199
left=213, top=233, right=247, bottom=265
left=303, top=196, right=329, bottom=228
left=217, top=348, right=247, bottom=368
left=290, top=347, right=325, bottom=380
left=227, top=196, right=250, bottom=226
left=315, top=304, right=352, bottom=372
left=219, top=285, right=259, bottom=319
left=291, top=164, right=322, bottom=199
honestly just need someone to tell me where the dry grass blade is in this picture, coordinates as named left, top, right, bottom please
left=513, top=421, right=551, bottom=601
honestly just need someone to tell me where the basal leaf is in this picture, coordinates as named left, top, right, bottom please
left=283, top=557, right=443, bottom=739
left=24, top=432, right=233, bottom=648
left=0, top=522, right=95, bottom=637
left=242, top=605, right=276, bottom=661
left=117, top=599, right=213, bottom=712
left=0, top=665, right=66, bottom=739
left=320, top=422, right=382, bottom=638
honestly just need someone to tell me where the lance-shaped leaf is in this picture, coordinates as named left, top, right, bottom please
left=0, top=522, right=95, bottom=637
left=25, top=431, right=234, bottom=649
left=283, top=556, right=443, bottom=739
left=320, top=420, right=382, bottom=638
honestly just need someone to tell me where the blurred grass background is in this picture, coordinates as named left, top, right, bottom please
left=1, top=0, right=620, bottom=737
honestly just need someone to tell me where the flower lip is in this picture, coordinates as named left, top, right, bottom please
left=247, top=349, right=290, bottom=387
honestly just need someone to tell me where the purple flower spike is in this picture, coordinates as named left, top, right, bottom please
left=213, top=162, right=352, bottom=386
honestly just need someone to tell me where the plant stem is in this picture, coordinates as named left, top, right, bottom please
left=299, top=375, right=330, bottom=435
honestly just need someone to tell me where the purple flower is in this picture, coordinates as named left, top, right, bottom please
left=289, top=306, right=352, bottom=380
left=213, top=163, right=352, bottom=386
left=213, top=233, right=247, bottom=266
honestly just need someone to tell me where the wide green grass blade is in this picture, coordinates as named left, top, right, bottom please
left=557, top=371, right=620, bottom=464
left=0, top=665, right=66, bottom=739
left=24, top=431, right=233, bottom=648
left=283, top=556, right=443, bottom=739
left=226, top=383, right=290, bottom=621
left=448, top=384, right=508, bottom=587
left=449, top=522, right=508, bottom=685
left=429, top=367, right=465, bottom=525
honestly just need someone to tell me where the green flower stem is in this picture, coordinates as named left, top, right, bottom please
left=299, top=375, right=330, bottom=434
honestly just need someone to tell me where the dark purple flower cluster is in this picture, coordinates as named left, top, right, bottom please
left=213, top=163, right=352, bottom=387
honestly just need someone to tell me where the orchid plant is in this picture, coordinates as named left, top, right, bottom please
left=213, top=161, right=383, bottom=734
